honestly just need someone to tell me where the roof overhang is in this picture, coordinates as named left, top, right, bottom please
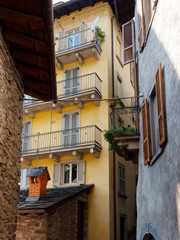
left=53, top=0, right=115, bottom=19
left=53, top=0, right=134, bottom=25
left=0, top=0, right=57, bottom=101
left=113, top=0, right=135, bottom=25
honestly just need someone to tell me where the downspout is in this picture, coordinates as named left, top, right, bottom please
left=111, top=15, right=116, bottom=240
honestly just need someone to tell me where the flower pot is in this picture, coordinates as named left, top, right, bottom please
left=109, top=100, right=115, bottom=108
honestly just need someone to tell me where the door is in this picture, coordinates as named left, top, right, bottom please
left=63, top=112, right=79, bottom=147
left=64, top=68, right=79, bottom=95
left=68, top=29, right=79, bottom=49
left=22, top=121, right=31, bottom=153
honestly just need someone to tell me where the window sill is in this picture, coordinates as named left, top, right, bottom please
left=118, top=192, right=127, bottom=198
left=150, top=147, right=163, bottom=166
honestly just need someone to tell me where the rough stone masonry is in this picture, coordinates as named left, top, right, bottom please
left=0, top=32, right=24, bottom=239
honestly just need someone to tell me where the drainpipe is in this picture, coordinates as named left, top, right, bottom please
left=111, top=15, right=116, bottom=240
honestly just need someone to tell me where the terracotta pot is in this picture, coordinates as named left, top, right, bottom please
left=109, top=100, right=115, bottom=108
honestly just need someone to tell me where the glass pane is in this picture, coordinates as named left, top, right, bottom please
left=74, top=32, right=79, bottom=47
left=72, top=164, right=77, bottom=183
left=21, top=169, right=27, bottom=188
left=68, top=34, right=73, bottom=49
left=64, top=164, right=70, bottom=184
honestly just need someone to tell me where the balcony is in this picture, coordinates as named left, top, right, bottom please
left=23, top=73, right=102, bottom=116
left=22, top=125, right=102, bottom=164
left=110, top=98, right=139, bottom=163
left=55, top=28, right=102, bottom=67
left=56, top=72, right=102, bottom=108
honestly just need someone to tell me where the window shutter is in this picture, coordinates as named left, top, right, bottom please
left=122, top=19, right=135, bottom=65
left=53, top=163, right=61, bottom=187
left=80, top=23, right=86, bottom=44
left=138, top=0, right=145, bottom=50
left=59, top=30, right=65, bottom=51
left=77, top=161, right=85, bottom=184
left=64, top=70, right=71, bottom=95
left=141, top=99, right=151, bottom=165
left=155, top=64, right=166, bottom=146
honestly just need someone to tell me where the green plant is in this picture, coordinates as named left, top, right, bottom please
left=94, top=27, right=106, bottom=44
left=126, top=126, right=135, bottom=134
left=104, top=125, right=136, bottom=150
left=106, top=98, right=120, bottom=108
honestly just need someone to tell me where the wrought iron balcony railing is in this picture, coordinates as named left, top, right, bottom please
left=22, top=125, right=102, bottom=154
left=57, top=72, right=102, bottom=98
left=111, top=97, right=139, bottom=136
left=55, top=28, right=101, bottom=54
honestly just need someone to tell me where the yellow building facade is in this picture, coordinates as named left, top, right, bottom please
left=21, top=1, right=137, bottom=239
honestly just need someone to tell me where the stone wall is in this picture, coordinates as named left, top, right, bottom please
left=135, top=0, right=180, bottom=239
left=16, top=194, right=88, bottom=240
left=47, top=195, right=88, bottom=240
left=0, top=32, right=24, bottom=239
left=16, top=213, right=47, bottom=240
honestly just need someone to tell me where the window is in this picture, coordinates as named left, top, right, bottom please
left=142, top=64, right=166, bottom=165
left=64, top=67, right=80, bottom=96
left=138, top=0, right=158, bottom=51
left=58, top=23, right=86, bottom=51
left=63, top=112, right=79, bottom=147
left=122, top=19, right=135, bottom=65
left=68, top=29, right=80, bottom=49
left=20, top=168, right=30, bottom=189
left=53, top=161, right=85, bottom=187
left=119, top=163, right=125, bottom=196
left=22, top=120, right=31, bottom=153
left=149, top=86, right=160, bottom=158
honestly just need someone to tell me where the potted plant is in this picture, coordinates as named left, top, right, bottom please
left=107, top=98, right=120, bottom=108
left=94, top=27, right=106, bottom=44
left=126, top=126, right=135, bottom=135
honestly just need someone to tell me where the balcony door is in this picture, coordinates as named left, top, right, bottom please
left=64, top=68, right=79, bottom=95
left=63, top=112, right=79, bottom=147
left=22, top=121, right=31, bottom=153
left=68, top=29, right=79, bottom=49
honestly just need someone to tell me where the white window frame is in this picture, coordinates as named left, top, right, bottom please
left=53, top=160, right=85, bottom=187
left=66, top=27, right=80, bottom=49
left=63, top=65, right=81, bottom=95
left=20, top=167, right=31, bottom=189
left=61, top=110, right=81, bottom=147
left=22, top=119, right=32, bottom=153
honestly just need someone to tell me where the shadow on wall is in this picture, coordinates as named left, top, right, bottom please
left=136, top=4, right=180, bottom=240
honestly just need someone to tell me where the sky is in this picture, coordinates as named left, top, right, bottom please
left=53, top=0, right=70, bottom=4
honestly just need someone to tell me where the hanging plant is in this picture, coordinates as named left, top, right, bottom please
left=104, top=125, right=136, bottom=151
left=94, top=27, right=106, bottom=44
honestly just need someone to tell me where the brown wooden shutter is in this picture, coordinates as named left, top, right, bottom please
left=122, top=19, right=135, bottom=65
left=141, top=99, right=151, bottom=165
left=155, top=63, right=166, bottom=146
left=138, top=0, right=145, bottom=50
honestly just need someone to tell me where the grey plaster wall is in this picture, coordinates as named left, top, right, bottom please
left=135, top=0, right=180, bottom=239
